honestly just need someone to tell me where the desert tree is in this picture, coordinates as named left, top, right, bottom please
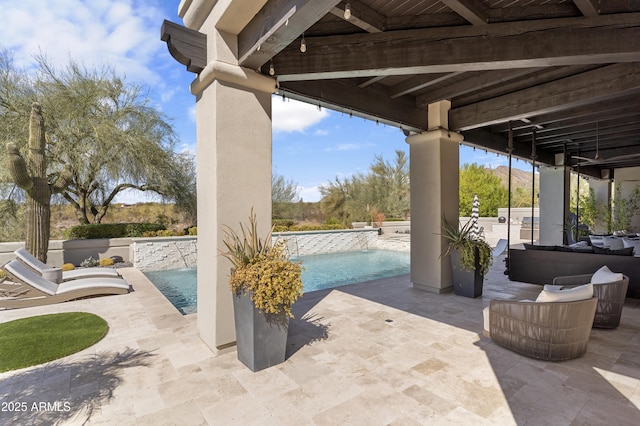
left=0, top=50, right=196, bottom=225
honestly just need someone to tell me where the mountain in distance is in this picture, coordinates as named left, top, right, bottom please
left=489, top=165, right=539, bottom=192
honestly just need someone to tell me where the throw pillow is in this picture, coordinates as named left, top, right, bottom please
left=591, top=265, right=623, bottom=284
left=623, top=238, right=640, bottom=256
left=589, top=235, right=605, bottom=247
left=603, top=236, right=624, bottom=250
left=535, top=283, right=593, bottom=303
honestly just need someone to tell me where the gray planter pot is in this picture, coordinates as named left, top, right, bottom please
left=232, top=291, right=289, bottom=372
left=450, top=247, right=483, bottom=298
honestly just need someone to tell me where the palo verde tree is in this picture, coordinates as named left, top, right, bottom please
left=6, top=103, right=72, bottom=261
left=0, top=51, right=196, bottom=225
left=459, top=163, right=508, bottom=216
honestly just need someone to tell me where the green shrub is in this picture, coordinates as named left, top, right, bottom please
left=187, top=226, right=197, bottom=236
left=65, top=223, right=165, bottom=239
left=272, top=219, right=294, bottom=229
left=157, top=229, right=176, bottom=237
left=272, top=225, right=289, bottom=232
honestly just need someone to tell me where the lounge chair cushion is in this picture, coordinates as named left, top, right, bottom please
left=535, top=283, right=593, bottom=303
left=591, top=265, right=624, bottom=284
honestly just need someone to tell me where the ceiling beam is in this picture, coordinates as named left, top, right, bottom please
left=417, top=68, right=542, bottom=106
left=441, top=0, right=489, bottom=25
left=389, top=72, right=463, bottom=99
left=238, top=0, right=341, bottom=69
left=461, top=128, right=555, bottom=165
left=449, top=63, right=640, bottom=131
left=160, top=20, right=207, bottom=74
left=453, top=65, right=600, bottom=108
left=329, top=0, right=385, bottom=32
left=490, top=93, right=640, bottom=133
left=273, top=13, right=640, bottom=81
left=279, top=80, right=429, bottom=130
left=573, top=0, right=599, bottom=16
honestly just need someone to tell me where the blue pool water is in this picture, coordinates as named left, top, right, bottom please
left=144, top=250, right=410, bottom=315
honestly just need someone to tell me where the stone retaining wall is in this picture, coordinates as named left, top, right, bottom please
left=130, top=237, right=197, bottom=271
left=275, top=229, right=379, bottom=257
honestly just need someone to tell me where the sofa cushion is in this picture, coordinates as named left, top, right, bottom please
left=591, top=265, right=623, bottom=284
left=604, top=236, right=624, bottom=250
left=483, top=306, right=490, bottom=332
left=593, top=246, right=634, bottom=256
left=523, top=243, right=556, bottom=251
left=623, top=238, right=640, bottom=256
left=536, top=283, right=594, bottom=303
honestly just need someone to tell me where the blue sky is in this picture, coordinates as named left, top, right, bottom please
left=1, top=0, right=532, bottom=203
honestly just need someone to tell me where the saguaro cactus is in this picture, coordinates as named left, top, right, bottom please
left=6, top=103, right=72, bottom=263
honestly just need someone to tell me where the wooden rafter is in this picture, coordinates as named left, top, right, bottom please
left=449, top=63, right=640, bottom=130
left=441, top=0, right=489, bottom=25
left=329, top=0, right=385, bottom=32
left=573, top=0, right=599, bottom=16
left=279, top=80, right=428, bottom=130
left=389, top=72, right=463, bottom=99
left=238, top=0, right=341, bottom=69
left=273, top=14, right=640, bottom=81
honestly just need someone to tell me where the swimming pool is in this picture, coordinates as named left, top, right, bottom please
left=144, top=250, right=409, bottom=315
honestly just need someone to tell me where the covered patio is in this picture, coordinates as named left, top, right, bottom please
left=1, top=259, right=639, bottom=424
left=162, top=0, right=640, bottom=352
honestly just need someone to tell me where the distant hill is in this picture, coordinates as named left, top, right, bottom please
left=489, top=165, right=539, bottom=192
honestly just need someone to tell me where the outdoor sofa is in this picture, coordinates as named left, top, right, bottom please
left=508, top=244, right=640, bottom=298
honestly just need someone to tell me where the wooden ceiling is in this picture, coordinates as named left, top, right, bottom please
left=167, top=0, right=640, bottom=179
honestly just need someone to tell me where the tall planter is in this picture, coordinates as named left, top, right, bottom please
left=450, top=247, right=483, bottom=298
left=232, top=291, right=289, bottom=372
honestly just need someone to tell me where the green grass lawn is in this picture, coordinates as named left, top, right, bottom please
left=0, top=312, right=108, bottom=373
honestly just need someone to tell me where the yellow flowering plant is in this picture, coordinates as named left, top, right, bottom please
left=220, top=209, right=303, bottom=317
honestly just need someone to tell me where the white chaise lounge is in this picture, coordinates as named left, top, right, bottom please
left=14, top=248, right=121, bottom=283
left=1, top=259, right=130, bottom=309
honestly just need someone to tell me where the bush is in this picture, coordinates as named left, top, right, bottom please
left=273, top=219, right=295, bottom=229
left=65, top=223, right=166, bottom=239
left=61, top=263, right=75, bottom=271
left=99, top=258, right=114, bottom=267
left=187, top=226, right=197, bottom=236
left=157, top=229, right=176, bottom=237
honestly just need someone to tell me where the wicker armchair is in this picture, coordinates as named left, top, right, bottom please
left=487, top=297, right=598, bottom=361
left=553, top=274, right=629, bottom=329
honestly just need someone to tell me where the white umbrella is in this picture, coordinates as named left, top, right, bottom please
left=470, top=194, right=480, bottom=240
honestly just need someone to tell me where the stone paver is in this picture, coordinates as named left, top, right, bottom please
left=1, top=257, right=639, bottom=425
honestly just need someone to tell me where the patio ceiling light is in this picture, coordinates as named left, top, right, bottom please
left=344, top=2, right=351, bottom=20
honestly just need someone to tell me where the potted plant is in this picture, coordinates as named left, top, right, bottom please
left=442, top=218, right=492, bottom=298
left=220, top=209, right=304, bottom=372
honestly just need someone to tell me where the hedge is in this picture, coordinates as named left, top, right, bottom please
left=65, top=223, right=166, bottom=239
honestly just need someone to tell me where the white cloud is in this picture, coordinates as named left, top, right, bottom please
left=0, top=0, right=166, bottom=83
left=325, top=142, right=375, bottom=152
left=272, top=97, right=329, bottom=133
left=298, top=185, right=322, bottom=202
left=188, top=105, right=197, bottom=123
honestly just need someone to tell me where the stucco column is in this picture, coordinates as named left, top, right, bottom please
left=589, top=178, right=611, bottom=233
left=406, top=101, right=462, bottom=293
left=182, top=2, right=277, bottom=353
left=539, top=166, right=570, bottom=245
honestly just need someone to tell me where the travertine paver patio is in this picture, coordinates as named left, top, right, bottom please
left=1, top=256, right=639, bottom=425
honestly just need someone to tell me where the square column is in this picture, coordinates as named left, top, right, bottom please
left=406, top=101, right=463, bottom=293
left=539, top=166, right=570, bottom=245
left=589, top=179, right=611, bottom=233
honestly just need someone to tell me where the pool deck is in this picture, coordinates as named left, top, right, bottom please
left=1, top=257, right=640, bottom=425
